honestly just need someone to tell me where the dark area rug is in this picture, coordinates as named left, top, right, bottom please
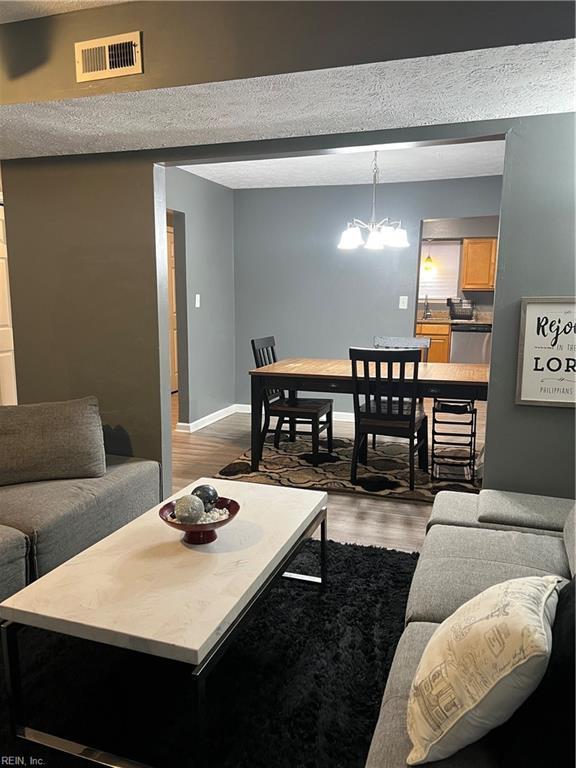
left=0, top=540, right=418, bottom=768
left=218, top=435, right=479, bottom=503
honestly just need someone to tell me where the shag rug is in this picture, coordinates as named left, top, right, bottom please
left=0, top=541, right=418, bottom=768
left=217, top=434, right=479, bottom=503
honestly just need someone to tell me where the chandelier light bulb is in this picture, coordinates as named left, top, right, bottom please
left=337, top=225, right=364, bottom=250
left=388, top=227, right=410, bottom=248
left=365, top=228, right=387, bottom=250
left=379, top=224, right=397, bottom=246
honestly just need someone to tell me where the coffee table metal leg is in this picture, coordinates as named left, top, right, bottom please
left=1, top=620, right=153, bottom=768
left=320, top=516, right=328, bottom=590
left=192, top=670, right=208, bottom=734
left=1, top=620, right=24, bottom=741
left=283, top=506, right=327, bottom=587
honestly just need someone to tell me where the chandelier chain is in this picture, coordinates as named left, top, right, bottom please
left=371, top=151, right=379, bottom=225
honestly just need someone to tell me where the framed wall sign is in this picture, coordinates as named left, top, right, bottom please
left=516, top=297, right=576, bottom=407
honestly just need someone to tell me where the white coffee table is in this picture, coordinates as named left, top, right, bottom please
left=0, top=478, right=328, bottom=768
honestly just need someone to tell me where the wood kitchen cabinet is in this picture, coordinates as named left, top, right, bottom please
left=460, top=238, right=497, bottom=290
left=416, top=323, right=451, bottom=363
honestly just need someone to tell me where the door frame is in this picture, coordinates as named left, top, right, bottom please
left=166, top=208, right=189, bottom=427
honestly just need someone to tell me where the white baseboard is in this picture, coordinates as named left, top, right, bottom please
left=333, top=411, right=354, bottom=422
left=176, top=403, right=354, bottom=432
left=175, top=404, right=238, bottom=433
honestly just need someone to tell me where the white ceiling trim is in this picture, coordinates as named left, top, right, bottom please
left=1, top=40, right=574, bottom=160
left=178, top=140, right=506, bottom=189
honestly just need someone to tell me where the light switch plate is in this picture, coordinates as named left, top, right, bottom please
left=399, top=295, right=408, bottom=309
left=195, top=293, right=201, bottom=308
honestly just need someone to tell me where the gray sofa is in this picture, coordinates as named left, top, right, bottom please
left=0, top=524, right=28, bottom=602
left=0, top=454, right=160, bottom=601
left=366, top=489, right=576, bottom=768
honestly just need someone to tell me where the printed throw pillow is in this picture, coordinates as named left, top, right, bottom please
left=406, top=575, right=562, bottom=765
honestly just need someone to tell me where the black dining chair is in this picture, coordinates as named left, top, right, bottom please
left=373, top=336, right=431, bottom=361
left=372, top=335, right=431, bottom=448
left=251, top=337, right=333, bottom=466
left=350, top=347, right=428, bottom=491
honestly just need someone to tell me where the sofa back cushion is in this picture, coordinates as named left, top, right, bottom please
left=478, top=489, right=574, bottom=533
left=564, top=506, right=575, bottom=577
left=0, top=397, right=106, bottom=486
left=491, top=577, right=575, bottom=767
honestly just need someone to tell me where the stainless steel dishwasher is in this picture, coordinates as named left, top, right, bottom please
left=450, top=322, right=492, bottom=364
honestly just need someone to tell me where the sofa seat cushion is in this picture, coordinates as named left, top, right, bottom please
left=478, top=490, right=574, bottom=533
left=0, top=524, right=29, bottom=602
left=406, top=525, right=570, bottom=624
left=365, top=622, right=499, bottom=768
left=0, top=455, right=160, bottom=578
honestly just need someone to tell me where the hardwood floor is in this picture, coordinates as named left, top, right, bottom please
left=172, top=397, right=486, bottom=553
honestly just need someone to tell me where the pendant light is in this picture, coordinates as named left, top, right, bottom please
left=337, top=151, right=410, bottom=250
left=422, top=240, right=434, bottom=271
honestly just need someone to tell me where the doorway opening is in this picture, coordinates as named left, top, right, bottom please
left=157, top=132, right=505, bottom=503
left=164, top=208, right=189, bottom=434
left=412, top=215, right=501, bottom=483
left=414, top=216, right=499, bottom=365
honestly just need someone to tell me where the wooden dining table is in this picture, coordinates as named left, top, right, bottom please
left=249, top=358, right=489, bottom=471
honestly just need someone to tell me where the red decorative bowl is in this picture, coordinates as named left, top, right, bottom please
left=159, top=496, right=240, bottom=545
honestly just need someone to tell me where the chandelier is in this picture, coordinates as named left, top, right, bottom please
left=337, top=151, right=409, bottom=250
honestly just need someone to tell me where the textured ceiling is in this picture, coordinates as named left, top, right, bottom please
left=1, top=40, right=574, bottom=160
left=0, top=0, right=131, bottom=24
left=179, top=140, right=505, bottom=189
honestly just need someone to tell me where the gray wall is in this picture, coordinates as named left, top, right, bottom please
left=2, top=155, right=172, bottom=493
left=166, top=168, right=235, bottom=424
left=483, top=112, right=575, bottom=497
left=2, top=1, right=572, bottom=105
left=234, top=176, right=502, bottom=410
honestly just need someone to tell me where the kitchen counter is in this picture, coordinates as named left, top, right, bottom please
left=416, top=315, right=493, bottom=326
left=416, top=314, right=492, bottom=364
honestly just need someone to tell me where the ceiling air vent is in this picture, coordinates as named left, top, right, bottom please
left=75, top=31, right=142, bottom=82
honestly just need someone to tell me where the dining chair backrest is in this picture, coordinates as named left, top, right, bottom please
left=373, top=335, right=431, bottom=362
left=350, top=347, right=421, bottom=426
left=251, top=336, right=284, bottom=404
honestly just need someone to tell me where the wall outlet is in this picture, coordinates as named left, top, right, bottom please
left=399, top=295, right=408, bottom=309
left=195, top=293, right=201, bottom=308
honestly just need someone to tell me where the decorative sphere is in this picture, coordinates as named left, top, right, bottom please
left=174, top=494, right=204, bottom=524
left=191, top=484, right=219, bottom=512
